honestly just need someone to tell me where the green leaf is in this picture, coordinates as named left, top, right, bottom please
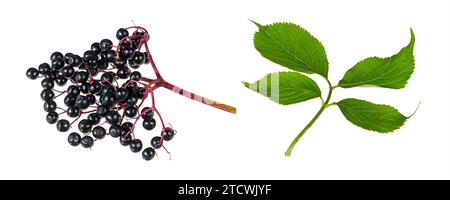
left=337, top=98, right=407, bottom=133
left=338, top=29, right=415, bottom=89
left=243, top=72, right=321, bottom=105
left=253, top=22, right=329, bottom=77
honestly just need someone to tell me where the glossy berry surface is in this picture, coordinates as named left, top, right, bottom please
left=162, top=128, right=175, bottom=141
left=130, top=139, right=143, bottom=153
left=142, top=147, right=156, bottom=161
left=151, top=136, right=163, bottom=149
left=56, top=119, right=70, bottom=132
left=68, top=132, right=81, bottom=146
left=92, top=126, right=106, bottom=139
left=81, top=136, right=94, bottom=148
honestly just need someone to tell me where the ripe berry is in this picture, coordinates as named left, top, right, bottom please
left=105, top=111, right=121, bottom=125
left=142, top=147, right=156, bottom=161
left=96, top=105, right=109, bottom=117
left=100, top=94, right=116, bottom=107
left=38, top=63, right=51, bottom=74
left=26, top=68, right=39, bottom=80
left=141, top=107, right=153, bottom=120
left=91, top=42, right=101, bottom=54
left=51, top=58, right=65, bottom=70
left=64, top=95, right=77, bottom=107
left=124, top=105, right=137, bottom=118
left=41, top=78, right=54, bottom=89
left=88, top=81, right=102, bottom=94
left=151, top=136, right=163, bottom=149
left=63, top=67, right=75, bottom=77
left=44, top=71, right=57, bottom=80
left=72, top=55, right=82, bottom=67
left=56, top=119, right=70, bottom=132
left=44, top=100, right=57, bottom=112
left=80, top=82, right=90, bottom=94
left=130, top=139, right=143, bottom=153
left=81, top=136, right=94, bottom=148
left=126, top=96, right=138, bottom=106
left=143, top=119, right=156, bottom=130
left=55, top=76, right=68, bottom=86
left=74, top=71, right=89, bottom=83
left=78, top=119, right=92, bottom=133
left=68, top=132, right=81, bottom=146
left=120, top=133, right=132, bottom=146
left=100, top=39, right=113, bottom=51
left=64, top=53, right=74, bottom=65
left=46, top=111, right=59, bottom=124
left=67, top=85, right=80, bottom=96
left=130, top=71, right=142, bottom=81
left=67, top=106, right=80, bottom=118
left=116, top=67, right=130, bottom=79
left=87, top=113, right=101, bottom=125
left=75, top=95, right=90, bottom=109
left=116, top=28, right=129, bottom=40
left=106, top=125, right=120, bottom=138
left=41, top=89, right=55, bottom=101
left=103, top=50, right=116, bottom=62
left=86, top=94, right=96, bottom=105
left=50, top=52, right=64, bottom=61
left=115, top=88, right=129, bottom=101
left=92, top=126, right=106, bottom=139
left=131, top=52, right=145, bottom=65
left=162, top=128, right=175, bottom=141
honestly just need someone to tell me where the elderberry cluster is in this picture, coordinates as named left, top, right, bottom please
left=26, top=27, right=176, bottom=161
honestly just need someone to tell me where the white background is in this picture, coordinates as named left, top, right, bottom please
left=0, top=0, right=449, bottom=180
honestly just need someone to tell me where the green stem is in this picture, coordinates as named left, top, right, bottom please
left=285, top=78, right=334, bottom=157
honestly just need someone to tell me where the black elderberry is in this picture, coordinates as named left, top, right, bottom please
left=43, top=100, right=57, bottom=112
left=86, top=57, right=98, bottom=67
left=121, top=122, right=133, bottom=133
left=88, top=67, right=99, bottom=77
left=142, top=147, right=156, bottom=161
left=132, top=52, right=145, bottom=65
left=83, top=50, right=96, bottom=59
left=101, top=73, right=115, bottom=85
left=74, top=71, right=89, bottom=83
left=130, top=139, right=143, bottom=153
left=80, top=82, right=90, bottom=94
left=141, top=107, right=153, bottom=120
left=56, top=119, right=70, bottom=132
left=115, top=87, right=129, bottom=101
left=41, top=89, right=55, bottom=101
left=97, top=58, right=109, bottom=70
left=109, top=124, right=122, bottom=138
left=26, top=68, right=39, bottom=80
left=116, top=28, right=129, bottom=40
left=116, top=67, right=130, bottom=79
left=41, top=78, right=54, bottom=90
left=100, top=39, right=113, bottom=51
left=151, top=136, right=163, bottom=149
left=100, top=94, right=116, bottom=107
left=91, top=42, right=101, bottom=54
left=38, top=63, right=51, bottom=74
left=120, top=45, right=134, bottom=59
left=44, top=71, right=57, bottom=80
left=51, top=58, right=65, bottom=70
left=105, top=111, right=121, bottom=125
left=88, top=81, right=102, bottom=94
left=126, top=96, right=138, bottom=106
left=46, top=111, right=59, bottom=124
left=72, top=55, right=82, bottom=67
left=81, top=136, right=94, bottom=148
left=162, top=128, right=175, bottom=141
left=64, top=95, right=77, bottom=107
left=92, top=126, right=106, bottom=139
left=67, top=106, right=81, bottom=118
left=55, top=76, right=68, bottom=86
left=78, top=119, right=92, bottom=133
left=120, top=133, right=132, bottom=146
left=96, top=105, right=109, bottom=117
left=130, top=71, right=142, bottom=81
left=143, top=119, right=156, bottom=130
left=86, top=94, right=96, bottom=105
left=68, top=132, right=81, bottom=146
left=64, top=53, right=74, bottom=65
left=67, top=85, right=80, bottom=96
left=50, top=52, right=64, bottom=61
left=103, top=50, right=116, bottom=62
left=124, top=105, right=137, bottom=118
left=75, top=95, right=90, bottom=109
left=87, top=113, right=101, bottom=125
